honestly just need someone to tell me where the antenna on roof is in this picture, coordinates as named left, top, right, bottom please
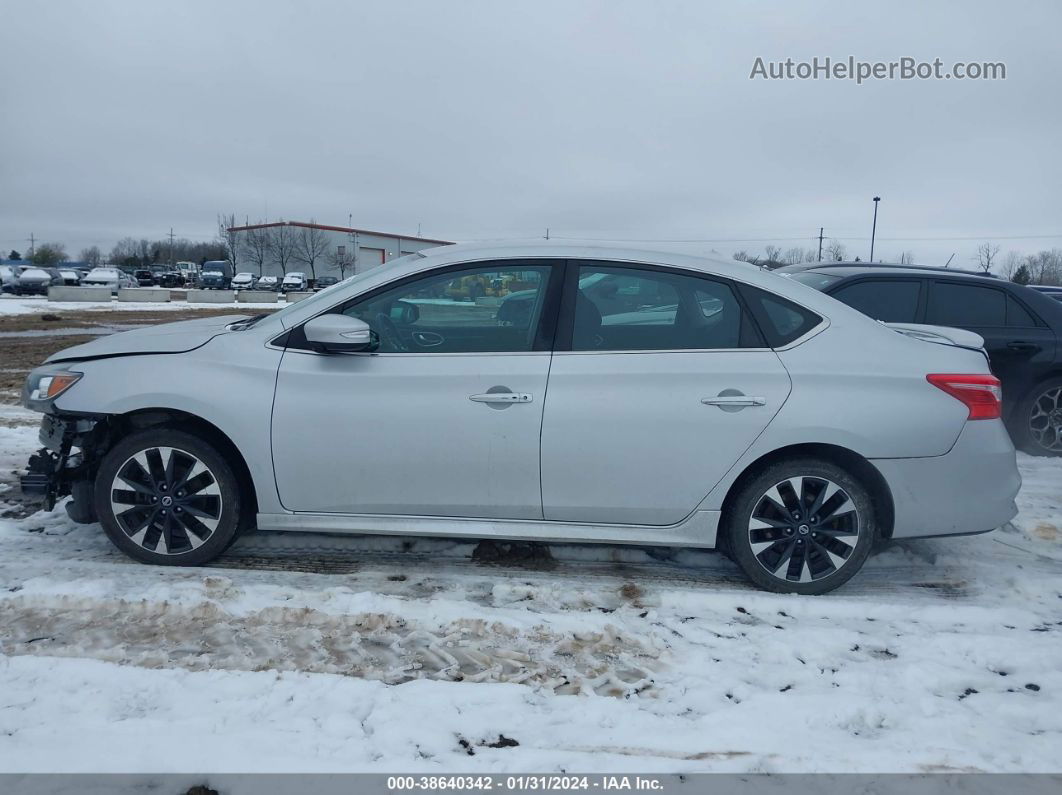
left=944, top=253, right=955, bottom=268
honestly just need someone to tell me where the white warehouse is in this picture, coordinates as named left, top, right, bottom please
left=227, top=221, right=452, bottom=281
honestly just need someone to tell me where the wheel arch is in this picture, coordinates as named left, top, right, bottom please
left=103, top=408, right=259, bottom=527
left=717, top=442, right=895, bottom=550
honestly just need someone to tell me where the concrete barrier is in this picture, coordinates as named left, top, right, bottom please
left=284, top=291, right=315, bottom=303
left=48, top=286, right=113, bottom=302
left=236, top=290, right=278, bottom=304
left=118, top=288, right=170, bottom=303
left=186, top=289, right=235, bottom=304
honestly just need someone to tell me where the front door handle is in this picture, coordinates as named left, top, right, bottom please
left=469, top=392, right=533, bottom=404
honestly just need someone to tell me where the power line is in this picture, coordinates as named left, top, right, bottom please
left=546, top=232, right=1062, bottom=244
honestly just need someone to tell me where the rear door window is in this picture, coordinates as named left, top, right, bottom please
left=569, top=264, right=760, bottom=351
left=831, top=279, right=921, bottom=322
left=927, top=282, right=1006, bottom=326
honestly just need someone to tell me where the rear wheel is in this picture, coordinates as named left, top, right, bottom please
left=724, top=458, right=877, bottom=594
left=94, top=429, right=241, bottom=566
left=1013, top=377, right=1062, bottom=456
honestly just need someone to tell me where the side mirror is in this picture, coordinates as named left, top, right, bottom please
left=303, top=314, right=376, bottom=353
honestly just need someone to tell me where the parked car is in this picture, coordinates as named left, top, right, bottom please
left=198, top=271, right=231, bottom=290
left=13, top=267, right=64, bottom=295
left=257, top=276, right=280, bottom=291
left=58, top=269, right=82, bottom=286
left=314, top=276, right=339, bottom=290
left=19, top=243, right=1020, bottom=594
left=156, top=271, right=184, bottom=289
left=1032, top=285, right=1062, bottom=303
left=0, top=264, right=20, bottom=293
left=231, top=272, right=258, bottom=290
left=81, top=268, right=136, bottom=294
left=133, top=269, right=156, bottom=287
left=777, top=262, right=1062, bottom=456
left=281, top=271, right=308, bottom=292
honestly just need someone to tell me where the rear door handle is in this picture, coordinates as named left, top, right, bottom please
left=1007, top=341, right=1040, bottom=353
left=702, top=396, right=766, bottom=407
left=469, top=393, right=533, bottom=404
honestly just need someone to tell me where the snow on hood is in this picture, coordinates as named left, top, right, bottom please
left=45, top=315, right=248, bottom=363
left=883, top=322, right=986, bottom=351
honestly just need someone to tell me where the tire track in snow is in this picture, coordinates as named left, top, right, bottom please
left=0, top=595, right=660, bottom=697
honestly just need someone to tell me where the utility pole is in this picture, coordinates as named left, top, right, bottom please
left=545, top=227, right=550, bottom=240
left=869, top=196, right=881, bottom=263
left=417, top=222, right=422, bottom=237
left=27, top=233, right=35, bottom=258
left=817, top=227, right=824, bottom=262
left=167, top=227, right=176, bottom=266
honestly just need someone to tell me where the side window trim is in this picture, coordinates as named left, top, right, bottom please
left=553, top=259, right=767, bottom=353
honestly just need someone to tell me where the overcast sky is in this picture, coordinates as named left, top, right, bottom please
left=3, top=0, right=1061, bottom=267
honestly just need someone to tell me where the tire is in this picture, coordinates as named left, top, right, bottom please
left=94, top=428, right=242, bottom=566
left=1011, top=377, right=1062, bottom=456
left=723, top=458, right=877, bottom=595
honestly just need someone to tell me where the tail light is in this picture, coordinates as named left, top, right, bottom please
left=926, top=374, right=1002, bottom=420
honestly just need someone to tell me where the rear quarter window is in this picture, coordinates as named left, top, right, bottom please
left=740, top=285, right=823, bottom=347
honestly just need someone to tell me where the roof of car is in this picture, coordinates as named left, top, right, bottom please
left=774, top=261, right=1000, bottom=280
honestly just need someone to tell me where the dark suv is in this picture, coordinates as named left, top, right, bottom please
left=776, top=262, right=1062, bottom=456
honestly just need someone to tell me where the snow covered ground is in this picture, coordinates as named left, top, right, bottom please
left=0, top=404, right=1060, bottom=773
left=0, top=295, right=286, bottom=315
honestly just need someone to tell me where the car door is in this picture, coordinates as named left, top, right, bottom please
left=540, top=261, right=794, bottom=526
left=925, top=279, right=1056, bottom=407
left=271, top=260, right=561, bottom=519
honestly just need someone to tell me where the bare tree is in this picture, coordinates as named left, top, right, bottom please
left=782, top=247, right=816, bottom=265
left=79, top=246, right=102, bottom=267
left=110, top=237, right=140, bottom=267
left=999, top=251, right=1023, bottom=281
left=292, top=221, right=330, bottom=283
left=328, top=247, right=355, bottom=279
left=974, top=242, right=1000, bottom=274
left=763, top=245, right=782, bottom=263
left=242, top=226, right=270, bottom=276
left=897, top=251, right=915, bottom=264
left=218, top=213, right=242, bottom=273
left=824, top=241, right=847, bottom=262
left=732, top=250, right=760, bottom=266
left=1024, top=250, right=1062, bottom=285
left=268, top=223, right=298, bottom=275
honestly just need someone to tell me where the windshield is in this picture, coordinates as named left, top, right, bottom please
left=783, top=271, right=844, bottom=291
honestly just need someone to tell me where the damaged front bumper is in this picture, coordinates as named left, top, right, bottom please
left=19, top=413, right=100, bottom=521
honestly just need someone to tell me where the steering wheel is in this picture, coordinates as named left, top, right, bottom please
left=374, top=313, right=409, bottom=352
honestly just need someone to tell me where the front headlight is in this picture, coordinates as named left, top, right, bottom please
left=23, top=367, right=82, bottom=411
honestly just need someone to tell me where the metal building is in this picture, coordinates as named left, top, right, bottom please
left=227, top=221, right=452, bottom=280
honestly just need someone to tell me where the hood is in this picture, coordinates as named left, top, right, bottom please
left=46, top=314, right=248, bottom=363
left=884, top=322, right=986, bottom=352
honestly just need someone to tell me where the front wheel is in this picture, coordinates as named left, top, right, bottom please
left=724, top=458, right=877, bottom=595
left=94, top=429, right=242, bottom=566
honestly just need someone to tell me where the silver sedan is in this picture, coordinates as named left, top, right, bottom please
left=21, top=242, right=1020, bottom=593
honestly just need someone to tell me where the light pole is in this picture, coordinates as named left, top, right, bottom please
left=869, top=196, right=881, bottom=263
